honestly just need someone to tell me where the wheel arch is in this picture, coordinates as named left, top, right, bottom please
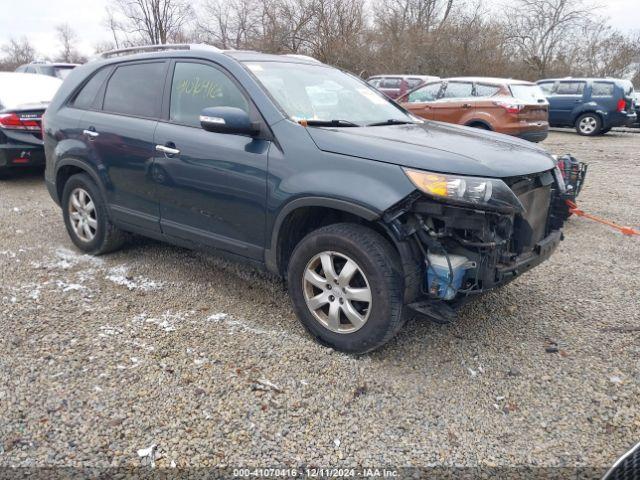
left=266, top=196, right=423, bottom=303
left=53, top=158, right=106, bottom=205
left=266, top=197, right=380, bottom=276
left=465, top=119, right=493, bottom=130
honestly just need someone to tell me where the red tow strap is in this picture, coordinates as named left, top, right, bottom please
left=566, top=200, right=639, bottom=236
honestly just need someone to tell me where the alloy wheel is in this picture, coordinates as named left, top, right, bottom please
left=302, top=251, right=372, bottom=334
left=68, top=187, right=97, bottom=242
left=579, top=116, right=598, bottom=134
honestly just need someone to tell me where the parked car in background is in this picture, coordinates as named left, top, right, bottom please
left=367, top=74, right=439, bottom=99
left=15, top=61, right=79, bottom=80
left=399, top=77, right=549, bottom=142
left=44, top=45, right=574, bottom=353
left=0, top=72, right=62, bottom=176
left=632, top=91, right=640, bottom=127
left=536, top=77, right=636, bottom=136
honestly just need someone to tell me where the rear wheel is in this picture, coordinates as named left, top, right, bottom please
left=61, top=173, right=126, bottom=255
left=287, top=223, right=405, bottom=354
left=575, top=113, right=602, bottom=136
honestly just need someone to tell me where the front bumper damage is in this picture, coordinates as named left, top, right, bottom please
left=383, top=157, right=586, bottom=323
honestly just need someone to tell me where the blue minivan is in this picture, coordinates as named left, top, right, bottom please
left=537, top=78, right=636, bottom=136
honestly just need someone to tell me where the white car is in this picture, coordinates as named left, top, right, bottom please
left=0, top=72, right=62, bottom=175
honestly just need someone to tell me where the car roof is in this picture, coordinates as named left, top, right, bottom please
left=93, top=45, right=323, bottom=67
left=368, top=74, right=438, bottom=80
left=537, top=77, right=627, bottom=83
left=445, top=76, right=533, bottom=85
left=0, top=72, right=63, bottom=110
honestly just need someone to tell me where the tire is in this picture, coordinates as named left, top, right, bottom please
left=600, top=127, right=611, bottom=135
left=287, top=223, right=405, bottom=354
left=575, top=113, right=602, bottom=136
left=61, top=173, right=126, bottom=255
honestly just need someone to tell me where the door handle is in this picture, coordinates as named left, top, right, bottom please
left=462, top=103, right=472, bottom=108
left=83, top=129, right=99, bottom=139
left=155, top=144, right=180, bottom=156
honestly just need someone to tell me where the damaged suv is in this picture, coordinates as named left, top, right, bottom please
left=44, top=45, right=580, bottom=353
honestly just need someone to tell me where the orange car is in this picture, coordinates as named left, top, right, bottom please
left=399, top=77, right=550, bottom=142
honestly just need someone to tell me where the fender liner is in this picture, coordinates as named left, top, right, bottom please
left=264, top=196, right=380, bottom=274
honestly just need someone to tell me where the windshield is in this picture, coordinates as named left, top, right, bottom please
left=245, top=62, right=413, bottom=126
left=509, top=84, right=547, bottom=103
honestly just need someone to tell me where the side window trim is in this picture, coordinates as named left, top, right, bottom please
left=98, top=60, right=170, bottom=120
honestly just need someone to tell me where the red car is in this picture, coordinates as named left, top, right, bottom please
left=367, top=74, right=439, bottom=99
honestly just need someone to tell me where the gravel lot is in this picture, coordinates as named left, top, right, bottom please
left=1, top=130, right=639, bottom=475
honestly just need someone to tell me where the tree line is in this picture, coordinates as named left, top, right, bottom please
left=2, top=0, right=639, bottom=85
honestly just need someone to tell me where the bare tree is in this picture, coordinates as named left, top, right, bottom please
left=55, top=24, right=85, bottom=63
left=108, top=0, right=194, bottom=45
left=505, top=0, right=592, bottom=77
left=0, top=37, right=37, bottom=70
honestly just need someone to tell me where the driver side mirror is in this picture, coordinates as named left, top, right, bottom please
left=200, top=107, right=259, bottom=136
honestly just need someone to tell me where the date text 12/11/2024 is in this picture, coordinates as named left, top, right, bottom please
left=233, top=468, right=399, bottom=478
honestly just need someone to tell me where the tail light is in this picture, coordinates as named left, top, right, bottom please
left=0, top=113, right=41, bottom=131
left=493, top=100, right=524, bottom=114
left=616, top=99, right=626, bottom=112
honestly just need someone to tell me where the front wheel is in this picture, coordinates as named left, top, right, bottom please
left=575, top=113, right=602, bottom=136
left=287, top=223, right=405, bottom=354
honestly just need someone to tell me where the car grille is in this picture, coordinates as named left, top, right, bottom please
left=603, top=441, right=640, bottom=480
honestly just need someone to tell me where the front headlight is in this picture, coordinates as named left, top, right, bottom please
left=403, top=168, right=524, bottom=213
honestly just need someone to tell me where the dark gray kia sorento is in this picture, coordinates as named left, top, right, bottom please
left=43, top=44, right=579, bottom=353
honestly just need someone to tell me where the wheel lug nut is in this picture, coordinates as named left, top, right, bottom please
left=339, top=298, right=344, bottom=304
left=329, top=295, right=335, bottom=302
left=326, top=284, right=332, bottom=290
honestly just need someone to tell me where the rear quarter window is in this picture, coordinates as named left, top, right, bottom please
left=591, top=82, right=614, bottom=97
left=102, top=62, right=166, bottom=118
left=71, top=68, right=111, bottom=110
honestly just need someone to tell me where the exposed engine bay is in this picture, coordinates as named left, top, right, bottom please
left=383, top=155, right=587, bottom=322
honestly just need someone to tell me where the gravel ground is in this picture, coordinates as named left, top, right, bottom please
left=0, top=130, right=639, bottom=475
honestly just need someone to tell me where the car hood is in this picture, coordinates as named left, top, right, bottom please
left=305, top=121, right=556, bottom=178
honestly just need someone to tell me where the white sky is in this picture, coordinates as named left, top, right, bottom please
left=0, top=0, right=637, bottom=59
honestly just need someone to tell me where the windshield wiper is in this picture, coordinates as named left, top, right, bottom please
left=299, top=119, right=360, bottom=127
left=366, top=119, right=416, bottom=126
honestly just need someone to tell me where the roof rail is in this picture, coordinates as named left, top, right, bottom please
left=99, top=43, right=221, bottom=59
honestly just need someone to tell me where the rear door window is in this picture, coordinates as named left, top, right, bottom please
left=475, top=84, right=500, bottom=97
left=102, top=62, right=166, bottom=118
left=407, top=82, right=442, bottom=103
left=72, top=68, right=111, bottom=110
left=442, top=82, right=473, bottom=99
left=555, top=81, right=585, bottom=95
left=538, top=82, right=555, bottom=95
left=169, top=61, right=249, bottom=128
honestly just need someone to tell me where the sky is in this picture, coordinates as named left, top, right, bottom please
left=0, top=0, right=637, bottom=59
